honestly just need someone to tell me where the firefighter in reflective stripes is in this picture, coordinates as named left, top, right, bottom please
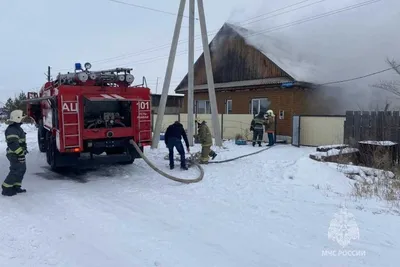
left=250, top=111, right=267, bottom=147
left=2, top=110, right=27, bottom=196
left=195, top=118, right=217, bottom=164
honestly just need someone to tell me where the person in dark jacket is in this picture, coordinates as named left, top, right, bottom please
left=250, top=111, right=267, bottom=147
left=2, top=110, right=28, bottom=197
left=164, top=121, right=190, bottom=170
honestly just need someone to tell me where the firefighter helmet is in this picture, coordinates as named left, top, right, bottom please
left=266, top=109, right=275, bottom=117
left=8, top=109, right=25, bottom=123
left=195, top=118, right=206, bottom=126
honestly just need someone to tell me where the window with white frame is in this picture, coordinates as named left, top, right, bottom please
left=196, top=100, right=211, bottom=114
left=226, top=100, right=232, bottom=114
left=250, top=98, right=270, bottom=115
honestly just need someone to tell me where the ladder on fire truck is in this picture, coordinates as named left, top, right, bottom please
left=137, top=99, right=152, bottom=144
left=61, top=95, right=81, bottom=149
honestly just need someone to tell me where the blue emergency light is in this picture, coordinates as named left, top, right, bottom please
left=75, top=63, right=82, bottom=71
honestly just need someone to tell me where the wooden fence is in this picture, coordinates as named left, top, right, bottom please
left=151, top=113, right=282, bottom=141
left=152, top=113, right=256, bottom=140
left=344, top=111, right=400, bottom=144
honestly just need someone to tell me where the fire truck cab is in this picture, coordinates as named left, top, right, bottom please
left=25, top=62, right=152, bottom=171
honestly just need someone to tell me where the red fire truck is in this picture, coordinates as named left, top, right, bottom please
left=25, top=62, right=152, bottom=171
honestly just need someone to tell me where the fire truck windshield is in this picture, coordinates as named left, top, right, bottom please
left=83, top=98, right=132, bottom=129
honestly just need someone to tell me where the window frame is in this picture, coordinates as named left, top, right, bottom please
left=196, top=100, right=211, bottom=114
left=250, top=98, right=269, bottom=115
left=226, top=99, right=232, bottom=114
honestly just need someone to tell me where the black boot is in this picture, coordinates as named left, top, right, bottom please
left=14, top=186, right=26, bottom=193
left=170, top=165, right=174, bottom=170
left=181, top=165, right=188, bottom=170
left=2, top=185, right=16, bottom=196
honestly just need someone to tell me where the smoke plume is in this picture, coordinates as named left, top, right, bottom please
left=226, top=0, right=400, bottom=113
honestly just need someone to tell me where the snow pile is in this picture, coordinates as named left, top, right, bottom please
left=326, top=162, right=395, bottom=181
left=326, top=162, right=400, bottom=206
left=310, top=147, right=359, bottom=160
left=359, top=140, right=398, bottom=146
left=0, top=124, right=399, bottom=266
left=317, top=144, right=348, bottom=151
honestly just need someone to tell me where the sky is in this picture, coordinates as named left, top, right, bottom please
left=0, top=0, right=399, bottom=107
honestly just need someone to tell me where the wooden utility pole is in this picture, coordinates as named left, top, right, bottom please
left=151, top=0, right=186, bottom=149
left=187, top=0, right=195, bottom=146
left=197, top=0, right=221, bottom=146
left=151, top=0, right=222, bottom=148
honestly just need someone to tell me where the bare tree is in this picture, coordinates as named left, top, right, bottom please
left=372, top=58, right=400, bottom=97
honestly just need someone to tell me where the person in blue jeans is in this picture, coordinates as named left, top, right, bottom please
left=164, top=121, right=190, bottom=170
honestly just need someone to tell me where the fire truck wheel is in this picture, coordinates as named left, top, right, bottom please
left=45, top=132, right=51, bottom=165
left=118, top=158, right=134, bottom=165
left=117, top=151, right=135, bottom=165
left=46, top=132, right=61, bottom=171
left=37, top=120, right=47, bottom=152
left=118, top=149, right=135, bottom=165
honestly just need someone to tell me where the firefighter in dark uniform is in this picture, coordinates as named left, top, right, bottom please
left=2, top=110, right=28, bottom=196
left=195, top=118, right=217, bottom=164
left=250, top=111, right=267, bottom=147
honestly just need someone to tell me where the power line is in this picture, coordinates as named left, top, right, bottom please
left=238, top=0, right=314, bottom=24
left=99, top=0, right=324, bottom=64
left=241, top=0, right=381, bottom=39
left=54, top=0, right=324, bottom=71
left=108, top=0, right=380, bottom=69
left=318, top=65, right=400, bottom=86
left=62, top=0, right=319, bottom=68
left=103, top=0, right=380, bottom=68
left=27, top=61, right=399, bottom=94
left=107, top=0, right=197, bottom=19
left=51, top=0, right=382, bottom=89
left=129, top=0, right=386, bottom=87
left=239, top=0, right=326, bottom=26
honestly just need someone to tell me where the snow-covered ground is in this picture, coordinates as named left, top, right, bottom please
left=0, top=124, right=399, bottom=267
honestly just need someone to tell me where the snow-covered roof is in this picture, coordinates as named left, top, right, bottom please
left=226, top=23, right=329, bottom=84
left=176, top=11, right=399, bottom=94
left=226, top=15, right=399, bottom=87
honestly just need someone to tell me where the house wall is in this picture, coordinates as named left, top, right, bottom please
left=151, top=95, right=184, bottom=114
left=181, top=86, right=311, bottom=136
left=151, top=106, right=182, bottom=114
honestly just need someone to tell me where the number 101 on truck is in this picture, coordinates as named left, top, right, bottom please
left=24, top=62, right=152, bottom=171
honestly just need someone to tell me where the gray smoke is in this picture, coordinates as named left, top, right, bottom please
left=226, top=0, right=400, bottom=113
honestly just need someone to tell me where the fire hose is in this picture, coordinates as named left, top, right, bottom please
left=131, top=141, right=204, bottom=184
left=132, top=141, right=274, bottom=184
left=208, top=145, right=273, bottom=163
left=165, top=145, right=273, bottom=164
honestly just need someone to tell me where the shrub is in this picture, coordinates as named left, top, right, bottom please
left=235, top=133, right=244, bottom=141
